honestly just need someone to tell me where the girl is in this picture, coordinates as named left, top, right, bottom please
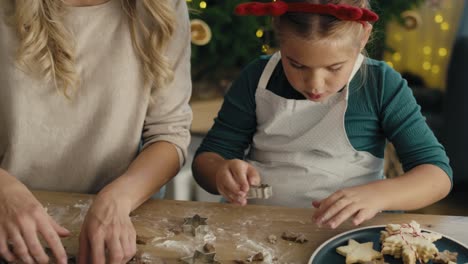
left=0, top=0, right=192, bottom=263
left=192, top=0, right=452, bottom=230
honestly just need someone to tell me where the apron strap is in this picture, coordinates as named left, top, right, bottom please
left=258, top=52, right=282, bottom=90
left=345, top=54, right=365, bottom=100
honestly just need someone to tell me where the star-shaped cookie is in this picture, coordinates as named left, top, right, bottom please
left=336, top=239, right=383, bottom=264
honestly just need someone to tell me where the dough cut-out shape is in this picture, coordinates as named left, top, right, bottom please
left=281, top=231, right=308, bottom=244
left=268, top=234, right=277, bottom=244
left=203, top=243, right=215, bottom=254
left=136, top=235, right=152, bottom=245
left=336, top=239, right=383, bottom=264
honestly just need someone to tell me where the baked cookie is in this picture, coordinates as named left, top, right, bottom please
left=363, top=259, right=389, bottom=264
left=433, top=250, right=458, bottom=264
left=336, top=239, right=383, bottom=264
left=380, top=221, right=442, bottom=264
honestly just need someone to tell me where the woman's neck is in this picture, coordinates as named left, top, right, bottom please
left=64, top=0, right=111, bottom=7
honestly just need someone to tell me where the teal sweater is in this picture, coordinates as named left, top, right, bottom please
left=195, top=56, right=453, bottom=182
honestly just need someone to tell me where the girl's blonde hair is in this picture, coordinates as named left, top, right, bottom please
left=12, top=0, right=175, bottom=97
left=273, top=0, right=371, bottom=47
left=274, top=0, right=373, bottom=88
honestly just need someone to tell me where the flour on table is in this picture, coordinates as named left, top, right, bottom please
left=44, top=204, right=71, bottom=225
left=152, top=229, right=217, bottom=256
left=72, top=199, right=92, bottom=224
left=236, top=238, right=276, bottom=263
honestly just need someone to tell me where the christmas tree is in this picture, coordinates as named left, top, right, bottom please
left=370, top=0, right=425, bottom=58
left=187, top=0, right=269, bottom=83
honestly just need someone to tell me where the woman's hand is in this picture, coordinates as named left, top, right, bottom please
left=0, top=175, right=70, bottom=264
left=78, top=192, right=136, bottom=264
left=215, top=159, right=261, bottom=206
left=312, top=184, right=386, bottom=229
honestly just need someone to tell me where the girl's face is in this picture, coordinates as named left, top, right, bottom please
left=280, top=30, right=367, bottom=102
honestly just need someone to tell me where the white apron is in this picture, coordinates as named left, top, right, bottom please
left=247, top=52, right=384, bottom=208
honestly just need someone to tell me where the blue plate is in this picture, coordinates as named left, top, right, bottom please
left=308, top=225, right=468, bottom=264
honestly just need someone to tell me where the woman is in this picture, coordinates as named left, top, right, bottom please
left=0, top=0, right=192, bottom=263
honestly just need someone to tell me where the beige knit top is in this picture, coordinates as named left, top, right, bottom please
left=0, top=0, right=192, bottom=193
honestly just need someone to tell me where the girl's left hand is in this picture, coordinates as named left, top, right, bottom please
left=312, top=184, right=385, bottom=229
left=78, top=193, right=136, bottom=264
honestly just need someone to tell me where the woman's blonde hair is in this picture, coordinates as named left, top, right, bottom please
left=12, top=0, right=175, bottom=97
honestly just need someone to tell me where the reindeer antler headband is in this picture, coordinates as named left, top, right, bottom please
left=235, top=1, right=379, bottom=22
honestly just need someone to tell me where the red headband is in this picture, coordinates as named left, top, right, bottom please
left=235, top=1, right=379, bottom=22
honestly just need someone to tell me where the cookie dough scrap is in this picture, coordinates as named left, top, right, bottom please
left=203, top=243, right=215, bottom=254
left=336, top=239, right=383, bottom=264
left=234, top=252, right=265, bottom=263
left=281, top=231, right=308, bottom=244
left=267, top=234, right=277, bottom=244
left=136, top=235, right=153, bottom=245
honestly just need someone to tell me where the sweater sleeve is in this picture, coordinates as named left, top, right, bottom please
left=378, top=63, right=453, bottom=183
left=194, top=59, right=266, bottom=160
left=141, top=0, right=193, bottom=167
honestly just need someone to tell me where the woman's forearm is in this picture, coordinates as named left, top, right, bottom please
left=0, top=168, right=20, bottom=187
left=98, top=141, right=181, bottom=212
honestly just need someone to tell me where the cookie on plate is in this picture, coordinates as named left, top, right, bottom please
left=433, top=250, right=458, bottom=264
left=336, top=239, right=383, bottom=264
left=381, top=221, right=443, bottom=264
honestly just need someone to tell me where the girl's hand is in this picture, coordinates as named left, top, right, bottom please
left=78, top=193, right=136, bottom=264
left=0, top=177, right=70, bottom=264
left=312, top=184, right=385, bottom=229
left=215, top=159, right=261, bottom=206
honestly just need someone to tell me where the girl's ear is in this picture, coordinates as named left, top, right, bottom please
left=360, top=22, right=373, bottom=50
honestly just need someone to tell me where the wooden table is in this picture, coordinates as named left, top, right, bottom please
left=35, top=191, right=468, bottom=263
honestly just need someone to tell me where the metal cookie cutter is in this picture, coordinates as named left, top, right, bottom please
left=182, top=214, right=208, bottom=237
left=246, top=184, right=273, bottom=199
